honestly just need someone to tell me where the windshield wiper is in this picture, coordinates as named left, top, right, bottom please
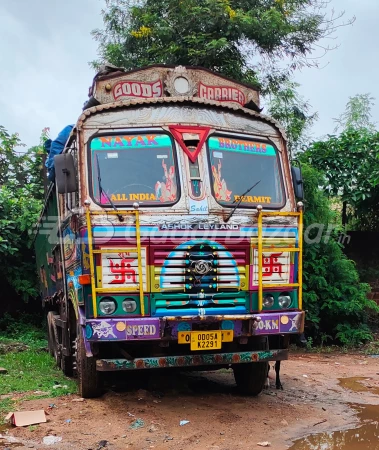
left=96, top=154, right=124, bottom=222
left=224, top=180, right=261, bottom=222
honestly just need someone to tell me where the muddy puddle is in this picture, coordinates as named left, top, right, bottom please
left=338, top=376, right=379, bottom=396
left=290, top=403, right=379, bottom=449
left=290, top=376, right=379, bottom=449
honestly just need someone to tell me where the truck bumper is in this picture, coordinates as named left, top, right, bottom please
left=96, top=348, right=288, bottom=371
left=85, top=311, right=305, bottom=342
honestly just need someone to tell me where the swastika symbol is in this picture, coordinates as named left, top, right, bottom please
left=262, top=253, right=283, bottom=277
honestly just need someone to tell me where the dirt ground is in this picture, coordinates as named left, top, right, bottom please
left=1, top=352, right=379, bottom=450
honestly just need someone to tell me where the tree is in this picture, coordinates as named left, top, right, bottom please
left=266, top=80, right=318, bottom=157
left=0, top=185, right=42, bottom=300
left=0, top=126, right=46, bottom=198
left=0, top=126, right=28, bottom=187
left=92, top=0, right=352, bottom=90
left=301, top=95, right=379, bottom=227
left=334, top=93, right=376, bottom=133
left=0, top=126, right=45, bottom=301
left=301, top=164, right=378, bottom=345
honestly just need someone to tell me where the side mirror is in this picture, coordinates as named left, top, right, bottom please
left=291, top=166, right=304, bottom=200
left=54, top=153, right=78, bottom=194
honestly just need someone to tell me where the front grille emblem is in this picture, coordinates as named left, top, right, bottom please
left=185, top=244, right=217, bottom=292
left=193, top=260, right=213, bottom=275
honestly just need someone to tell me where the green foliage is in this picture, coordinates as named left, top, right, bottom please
left=334, top=323, right=373, bottom=347
left=0, top=398, right=13, bottom=422
left=301, top=94, right=379, bottom=229
left=302, top=129, right=379, bottom=207
left=0, top=126, right=45, bottom=300
left=267, top=80, right=318, bottom=157
left=334, top=93, right=376, bottom=133
left=0, top=320, right=77, bottom=420
left=0, top=313, right=46, bottom=342
left=0, top=350, right=75, bottom=398
left=301, top=164, right=379, bottom=344
left=363, top=337, right=379, bottom=355
left=303, top=129, right=379, bottom=230
left=305, top=336, right=313, bottom=351
left=0, top=185, right=42, bottom=299
left=92, top=0, right=349, bottom=90
left=0, top=126, right=27, bottom=186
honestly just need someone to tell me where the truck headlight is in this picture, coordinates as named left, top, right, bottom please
left=278, top=294, right=292, bottom=308
left=99, top=297, right=117, bottom=315
left=263, top=294, right=275, bottom=308
left=122, top=299, right=137, bottom=313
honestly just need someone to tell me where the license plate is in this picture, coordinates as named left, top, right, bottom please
left=221, top=330, right=233, bottom=342
left=190, top=331, right=222, bottom=351
left=178, top=330, right=233, bottom=344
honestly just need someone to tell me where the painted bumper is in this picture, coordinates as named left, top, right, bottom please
left=96, top=348, right=288, bottom=371
left=85, top=311, right=305, bottom=342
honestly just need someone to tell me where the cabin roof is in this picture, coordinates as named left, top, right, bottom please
left=77, top=95, right=287, bottom=141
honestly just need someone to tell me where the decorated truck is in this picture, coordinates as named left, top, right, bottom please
left=34, top=65, right=305, bottom=398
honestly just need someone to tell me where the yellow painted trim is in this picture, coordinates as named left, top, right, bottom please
left=159, top=286, right=185, bottom=292
left=237, top=265, right=248, bottom=291
left=251, top=237, right=296, bottom=245
left=145, top=263, right=151, bottom=293
left=96, top=266, right=102, bottom=288
left=261, top=212, right=301, bottom=217
left=95, top=287, right=142, bottom=293
left=93, top=248, right=142, bottom=254
left=245, top=264, right=250, bottom=291
left=259, top=283, right=300, bottom=288
left=257, top=209, right=263, bottom=311
left=86, top=208, right=98, bottom=318
left=251, top=247, right=299, bottom=253
left=259, top=247, right=299, bottom=252
left=298, top=208, right=303, bottom=309
left=151, top=269, right=159, bottom=292
left=135, top=211, right=145, bottom=316
left=89, top=210, right=136, bottom=215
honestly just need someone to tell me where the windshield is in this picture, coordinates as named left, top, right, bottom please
left=208, top=136, right=285, bottom=208
left=90, top=133, right=179, bottom=206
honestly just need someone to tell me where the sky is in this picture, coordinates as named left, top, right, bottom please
left=0, top=0, right=378, bottom=149
left=294, top=0, right=379, bottom=139
left=0, top=0, right=104, bottom=149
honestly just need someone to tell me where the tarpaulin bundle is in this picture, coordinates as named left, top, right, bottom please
left=45, top=125, right=74, bottom=181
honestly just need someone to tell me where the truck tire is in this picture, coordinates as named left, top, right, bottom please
left=61, top=353, right=73, bottom=377
left=60, top=299, right=75, bottom=378
left=47, top=312, right=61, bottom=367
left=233, top=338, right=269, bottom=396
left=47, top=313, right=55, bottom=357
left=76, top=328, right=103, bottom=398
left=233, top=360, right=268, bottom=396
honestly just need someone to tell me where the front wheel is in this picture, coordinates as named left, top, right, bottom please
left=75, top=328, right=103, bottom=398
left=233, top=360, right=268, bottom=396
